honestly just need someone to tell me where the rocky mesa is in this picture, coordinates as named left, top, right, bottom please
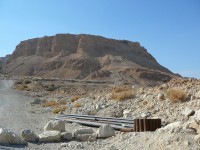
left=4, top=34, right=176, bottom=86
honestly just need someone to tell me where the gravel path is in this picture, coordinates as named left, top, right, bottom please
left=0, top=80, right=55, bottom=149
left=0, top=80, right=43, bottom=134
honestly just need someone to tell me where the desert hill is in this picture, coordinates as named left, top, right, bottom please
left=0, top=54, right=11, bottom=72
left=4, top=34, right=176, bottom=86
left=0, top=54, right=11, bottom=63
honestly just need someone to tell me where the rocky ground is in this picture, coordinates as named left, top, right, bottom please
left=1, top=73, right=200, bottom=149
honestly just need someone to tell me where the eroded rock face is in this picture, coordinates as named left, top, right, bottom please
left=5, top=34, right=176, bottom=85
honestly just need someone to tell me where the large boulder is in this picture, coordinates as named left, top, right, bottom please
left=96, top=124, right=115, bottom=138
left=187, top=122, right=200, bottom=134
left=181, top=107, right=195, bottom=117
left=0, top=128, right=27, bottom=145
left=196, top=91, right=200, bottom=98
left=20, top=129, right=38, bottom=143
left=162, top=121, right=182, bottom=130
left=38, top=131, right=61, bottom=143
left=61, top=132, right=73, bottom=141
left=123, top=109, right=131, bottom=118
left=194, top=134, right=200, bottom=145
left=194, top=110, right=200, bottom=124
left=74, top=128, right=96, bottom=142
left=44, top=120, right=65, bottom=132
left=158, top=93, right=165, bottom=100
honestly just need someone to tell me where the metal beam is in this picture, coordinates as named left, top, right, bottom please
left=57, top=114, right=134, bottom=122
left=54, top=117, right=133, bottom=128
left=57, top=118, right=133, bottom=131
left=55, top=116, right=134, bottom=124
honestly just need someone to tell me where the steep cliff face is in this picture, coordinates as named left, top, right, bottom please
left=5, top=34, right=175, bottom=85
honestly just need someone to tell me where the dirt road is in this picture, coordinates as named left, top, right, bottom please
left=0, top=80, right=46, bottom=134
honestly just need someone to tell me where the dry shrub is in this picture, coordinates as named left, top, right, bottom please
left=70, top=96, right=80, bottom=102
left=74, top=103, right=81, bottom=108
left=46, top=84, right=57, bottom=91
left=137, top=87, right=144, bottom=95
left=52, top=106, right=67, bottom=114
left=42, top=99, right=67, bottom=113
left=42, top=101, right=59, bottom=107
left=142, top=100, right=148, bottom=105
left=58, top=99, right=67, bottom=105
left=112, top=86, right=132, bottom=93
left=14, top=80, right=23, bottom=85
left=167, top=88, right=187, bottom=103
left=111, top=90, right=134, bottom=101
left=15, top=84, right=30, bottom=91
left=15, top=79, right=32, bottom=85
left=24, top=79, right=32, bottom=84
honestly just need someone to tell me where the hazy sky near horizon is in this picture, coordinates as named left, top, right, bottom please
left=0, top=0, right=200, bottom=78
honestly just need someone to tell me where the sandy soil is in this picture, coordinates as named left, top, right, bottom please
left=0, top=80, right=57, bottom=149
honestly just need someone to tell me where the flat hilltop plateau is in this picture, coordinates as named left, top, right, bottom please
left=3, top=34, right=177, bottom=86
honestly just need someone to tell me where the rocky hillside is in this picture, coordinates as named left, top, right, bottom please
left=4, top=34, right=176, bottom=86
left=0, top=54, right=11, bottom=72
left=0, top=54, right=11, bottom=64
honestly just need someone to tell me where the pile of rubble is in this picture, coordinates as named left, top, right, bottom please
left=0, top=120, right=115, bottom=146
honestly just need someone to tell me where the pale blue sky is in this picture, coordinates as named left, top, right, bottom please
left=0, top=0, right=200, bottom=78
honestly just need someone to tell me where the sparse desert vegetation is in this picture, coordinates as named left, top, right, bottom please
left=46, top=83, right=57, bottom=91
left=1, top=74, right=200, bottom=150
left=42, top=100, right=68, bottom=114
left=166, top=87, right=187, bottom=103
left=24, top=79, right=32, bottom=84
left=42, top=101, right=59, bottom=107
left=52, top=106, right=67, bottom=114
left=74, top=102, right=81, bottom=108
left=110, top=90, right=134, bottom=101
left=110, top=86, right=134, bottom=101
left=70, top=96, right=81, bottom=102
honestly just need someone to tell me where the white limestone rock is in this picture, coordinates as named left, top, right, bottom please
left=158, top=93, right=165, bottom=100
left=0, top=128, right=27, bottom=145
left=39, top=131, right=61, bottom=143
left=181, top=107, right=195, bottom=117
left=20, top=129, right=38, bottom=143
left=194, top=110, right=200, bottom=124
left=96, top=124, right=115, bottom=138
left=74, top=128, right=95, bottom=142
left=44, top=120, right=65, bottom=132
left=61, top=132, right=73, bottom=141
